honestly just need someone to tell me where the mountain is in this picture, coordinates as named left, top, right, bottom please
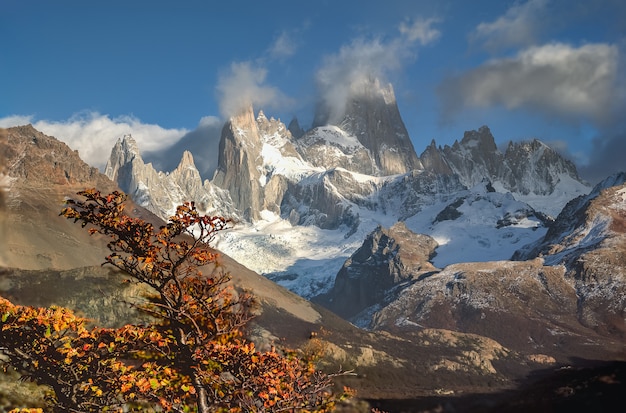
left=5, top=117, right=626, bottom=411
left=512, top=172, right=626, bottom=336
left=6, top=124, right=583, bottom=411
left=317, top=205, right=625, bottom=367
left=101, top=84, right=591, bottom=301
left=104, top=134, right=236, bottom=219
left=310, top=78, right=423, bottom=175
left=423, top=126, right=586, bottom=208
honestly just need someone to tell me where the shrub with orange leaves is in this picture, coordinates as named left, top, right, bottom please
left=0, top=189, right=348, bottom=412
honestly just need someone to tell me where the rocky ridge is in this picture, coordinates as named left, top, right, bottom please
left=424, top=125, right=583, bottom=197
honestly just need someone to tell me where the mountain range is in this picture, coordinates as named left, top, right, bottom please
left=1, top=78, right=625, bottom=411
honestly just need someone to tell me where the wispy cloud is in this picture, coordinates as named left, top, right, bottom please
left=399, top=17, right=441, bottom=45
left=216, top=61, right=293, bottom=118
left=438, top=42, right=621, bottom=126
left=470, top=0, right=549, bottom=52
left=0, top=113, right=187, bottom=170
left=315, top=16, right=441, bottom=124
left=268, top=30, right=299, bottom=60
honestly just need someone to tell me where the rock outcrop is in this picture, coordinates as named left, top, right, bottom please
left=6, top=124, right=110, bottom=187
left=318, top=222, right=438, bottom=319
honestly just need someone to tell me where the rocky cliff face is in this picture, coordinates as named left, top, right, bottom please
left=6, top=125, right=110, bottom=188
left=296, top=125, right=380, bottom=176
left=502, top=139, right=582, bottom=195
left=212, top=106, right=266, bottom=221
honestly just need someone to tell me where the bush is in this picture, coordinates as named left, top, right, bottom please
left=0, top=189, right=348, bottom=412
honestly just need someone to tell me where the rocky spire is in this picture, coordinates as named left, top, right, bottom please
left=420, top=139, right=454, bottom=175
left=336, top=78, right=423, bottom=175
left=104, top=134, right=142, bottom=183
left=212, top=105, right=264, bottom=221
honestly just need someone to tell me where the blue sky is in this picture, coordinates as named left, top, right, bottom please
left=2, top=0, right=625, bottom=183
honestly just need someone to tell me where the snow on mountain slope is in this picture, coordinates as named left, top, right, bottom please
left=101, top=107, right=591, bottom=300
left=504, top=173, right=590, bottom=217
left=216, top=181, right=551, bottom=298
left=188, top=120, right=585, bottom=299
left=404, top=183, right=548, bottom=268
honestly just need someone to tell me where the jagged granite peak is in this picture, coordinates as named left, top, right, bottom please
left=104, top=136, right=235, bottom=220
left=169, top=150, right=203, bottom=197
left=420, top=139, right=454, bottom=175
left=104, top=134, right=142, bottom=183
left=316, top=222, right=438, bottom=319
left=339, top=78, right=423, bottom=175
left=256, top=111, right=301, bottom=160
left=459, top=125, right=499, bottom=153
left=313, top=77, right=423, bottom=176
left=440, top=125, right=504, bottom=188
left=256, top=110, right=279, bottom=136
left=178, top=150, right=195, bottom=169
left=429, top=126, right=589, bottom=200
left=212, top=105, right=264, bottom=221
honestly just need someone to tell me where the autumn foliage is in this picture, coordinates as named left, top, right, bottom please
left=0, top=189, right=347, bottom=412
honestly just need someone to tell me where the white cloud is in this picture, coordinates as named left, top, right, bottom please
left=470, top=0, right=548, bottom=52
left=314, top=16, right=440, bottom=124
left=268, top=30, right=298, bottom=60
left=198, top=115, right=222, bottom=129
left=0, top=115, right=33, bottom=128
left=439, top=43, right=621, bottom=126
left=216, top=61, right=292, bottom=118
left=399, top=17, right=441, bottom=45
left=0, top=112, right=187, bottom=170
left=315, top=37, right=406, bottom=124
